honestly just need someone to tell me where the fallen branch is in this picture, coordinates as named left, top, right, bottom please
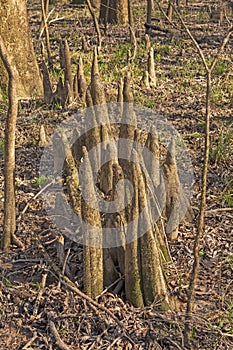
left=22, top=332, right=38, bottom=349
left=144, top=22, right=176, bottom=34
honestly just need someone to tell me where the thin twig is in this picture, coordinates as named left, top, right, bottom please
left=62, top=246, right=71, bottom=275
left=172, top=6, right=233, bottom=348
left=48, top=317, right=71, bottom=350
left=86, top=0, right=102, bottom=51
left=172, top=6, right=208, bottom=71
left=22, top=332, right=38, bottom=349
left=209, top=26, right=233, bottom=72
left=129, top=25, right=137, bottom=63
left=32, top=272, right=48, bottom=317
left=41, top=0, right=52, bottom=63
left=97, top=275, right=125, bottom=297
left=17, top=180, right=54, bottom=222
left=39, top=7, right=55, bottom=41
left=205, top=207, right=233, bottom=214
left=155, top=0, right=180, bottom=29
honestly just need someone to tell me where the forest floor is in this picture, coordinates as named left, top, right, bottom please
left=0, top=0, right=233, bottom=349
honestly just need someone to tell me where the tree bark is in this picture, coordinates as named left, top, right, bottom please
left=100, top=0, right=128, bottom=24
left=0, top=0, right=43, bottom=99
left=146, top=0, right=152, bottom=34
left=0, top=36, right=18, bottom=250
left=63, top=54, right=176, bottom=309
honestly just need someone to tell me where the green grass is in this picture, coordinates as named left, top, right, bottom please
left=209, top=125, right=232, bottom=164
left=213, top=61, right=231, bottom=76
left=211, top=85, right=224, bottom=104
left=0, top=138, right=4, bottom=151
left=220, top=179, right=233, bottom=208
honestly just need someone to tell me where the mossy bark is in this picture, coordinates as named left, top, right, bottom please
left=124, top=153, right=144, bottom=308
left=65, top=55, right=180, bottom=309
left=81, top=147, right=103, bottom=298
left=163, top=139, right=180, bottom=241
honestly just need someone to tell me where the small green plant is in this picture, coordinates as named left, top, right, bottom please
left=184, top=132, right=201, bottom=139
left=51, top=68, right=64, bottom=80
left=155, top=53, right=161, bottom=62
left=0, top=275, right=14, bottom=287
left=32, top=175, right=47, bottom=187
left=211, top=85, right=224, bottom=104
left=219, top=179, right=233, bottom=207
left=209, top=126, right=232, bottom=164
left=0, top=138, right=4, bottom=154
left=227, top=254, right=233, bottom=266
left=222, top=190, right=233, bottom=207
left=213, top=61, right=230, bottom=76
left=190, top=326, right=195, bottom=340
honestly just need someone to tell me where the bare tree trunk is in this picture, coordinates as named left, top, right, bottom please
left=146, top=0, right=152, bottom=34
left=100, top=0, right=128, bottom=24
left=0, top=0, right=43, bottom=99
left=128, top=0, right=135, bottom=45
left=0, top=36, right=18, bottom=250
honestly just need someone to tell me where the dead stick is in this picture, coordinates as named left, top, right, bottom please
left=86, top=0, right=102, bottom=51
left=48, top=318, right=71, bottom=350
left=22, top=332, right=38, bottom=349
left=33, top=272, right=48, bottom=317
left=17, top=180, right=54, bottom=222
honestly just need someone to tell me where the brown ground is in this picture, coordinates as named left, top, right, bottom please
left=0, top=1, right=233, bottom=349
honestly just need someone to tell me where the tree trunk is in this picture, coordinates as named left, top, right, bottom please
left=146, top=0, right=152, bottom=34
left=0, top=36, right=18, bottom=250
left=100, top=0, right=128, bottom=24
left=0, top=0, right=43, bottom=100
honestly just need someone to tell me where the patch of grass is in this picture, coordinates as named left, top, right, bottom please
left=222, top=190, right=233, bottom=207
left=0, top=138, right=4, bottom=154
left=184, top=132, right=201, bottom=138
left=209, top=126, right=232, bottom=164
left=0, top=275, right=14, bottom=288
left=211, top=85, right=224, bottom=104
left=155, top=43, right=171, bottom=55
left=213, top=61, right=231, bottom=76
left=51, top=68, right=64, bottom=80
left=227, top=254, right=233, bottom=266
left=219, top=179, right=233, bottom=207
